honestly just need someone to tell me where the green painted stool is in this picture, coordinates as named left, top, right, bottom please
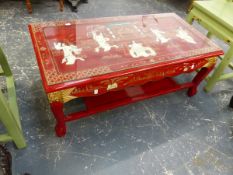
left=0, top=47, right=26, bottom=149
left=187, top=0, right=233, bottom=92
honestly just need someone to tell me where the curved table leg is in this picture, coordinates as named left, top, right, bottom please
left=188, top=66, right=215, bottom=97
left=50, top=102, right=66, bottom=137
left=25, top=0, right=32, bottom=13
left=59, top=0, right=64, bottom=11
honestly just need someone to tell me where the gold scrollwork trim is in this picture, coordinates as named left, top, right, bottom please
left=48, top=87, right=77, bottom=103
left=203, top=57, right=217, bottom=68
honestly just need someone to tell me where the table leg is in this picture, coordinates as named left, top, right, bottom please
left=59, top=0, right=64, bottom=11
left=187, top=0, right=194, bottom=12
left=25, top=0, right=32, bottom=13
left=205, top=45, right=233, bottom=92
left=229, top=95, right=233, bottom=108
left=206, top=31, right=213, bottom=39
left=50, top=102, right=66, bottom=137
left=186, top=11, right=195, bottom=24
left=188, top=66, right=214, bottom=97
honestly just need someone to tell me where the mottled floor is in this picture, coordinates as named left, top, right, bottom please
left=0, top=0, right=233, bottom=175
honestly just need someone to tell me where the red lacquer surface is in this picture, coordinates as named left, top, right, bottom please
left=28, top=13, right=222, bottom=93
left=29, top=13, right=224, bottom=137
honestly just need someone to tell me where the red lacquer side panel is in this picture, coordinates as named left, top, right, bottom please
left=57, top=57, right=213, bottom=98
left=28, top=13, right=223, bottom=93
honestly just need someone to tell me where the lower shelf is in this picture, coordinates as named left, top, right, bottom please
left=65, top=77, right=193, bottom=122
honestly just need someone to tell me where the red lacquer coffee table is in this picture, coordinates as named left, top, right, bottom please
left=28, top=13, right=223, bottom=137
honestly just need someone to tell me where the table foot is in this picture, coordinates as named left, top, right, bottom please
left=72, top=6, right=78, bottom=12
left=59, top=0, right=64, bottom=12
left=25, top=0, right=32, bottom=13
left=55, top=123, right=67, bottom=137
left=229, top=96, right=233, bottom=108
left=188, top=66, right=214, bottom=96
left=50, top=102, right=67, bottom=137
left=187, top=87, right=197, bottom=97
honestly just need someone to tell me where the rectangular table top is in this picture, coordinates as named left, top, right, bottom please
left=28, top=13, right=223, bottom=93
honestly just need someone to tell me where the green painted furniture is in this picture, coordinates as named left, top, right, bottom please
left=0, top=47, right=26, bottom=149
left=187, top=0, right=233, bottom=91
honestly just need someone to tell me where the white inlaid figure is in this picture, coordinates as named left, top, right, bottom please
left=176, top=27, right=196, bottom=44
left=129, top=41, right=156, bottom=58
left=54, top=42, right=84, bottom=65
left=151, top=29, right=170, bottom=43
left=134, top=25, right=144, bottom=35
left=92, top=31, right=119, bottom=52
left=106, top=28, right=116, bottom=38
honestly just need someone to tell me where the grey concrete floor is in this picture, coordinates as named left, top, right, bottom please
left=0, top=0, right=233, bottom=174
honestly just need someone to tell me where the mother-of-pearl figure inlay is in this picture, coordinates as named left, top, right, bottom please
left=176, top=27, right=196, bottom=44
left=91, top=31, right=119, bottom=52
left=106, top=28, right=116, bottom=38
left=150, top=29, right=170, bottom=43
left=129, top=41, right=156, bottom=58
left=133, top=25, right=144, bottom=35
left=54, top=42, right=85, bottom=65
